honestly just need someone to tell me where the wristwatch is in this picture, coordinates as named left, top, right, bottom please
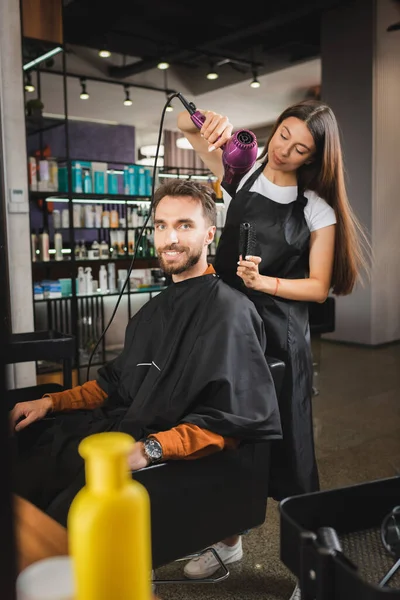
left=143, top=437, right=163, bottom=465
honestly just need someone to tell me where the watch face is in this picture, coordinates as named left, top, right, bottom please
left=145, top=439, right=162, bottom=460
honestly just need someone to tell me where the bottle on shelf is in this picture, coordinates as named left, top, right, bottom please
left=89, top=240, right=100, bottom=260
left=110, top=231, right=119, bottom=257
left=99, top=265, right=108, bottom=293
left=131, top=205, right=138, bottom=228
left=137, top=205, right=143, bottom=227
left=30, top=230, right=38, bottom=262
left=85, top=205, right=95, bottom=228
left=52, top=209, right=61, bottom=229
left=100, top=240, right=109, bottom=259
left=127, top=230, right=135, bottom=255
left=102, top=210, right=110, bottom=228
left=39, top=229, right=50, bottom=262
left=83, top=169, right=92, bottom=194
left=62, top=208, right=69, bottom=229
left=80, top=241, right=88, bottom=259
left=84, top=267, right=93, bottom=294
left=110, top=206, right=119, bottom=228
left=75, top=242, right=82, bottom=260
left=94, top=205, right=102, bottom=228
left=54, top=232, right=63, bottom=261
left=74, top=205, right=82, bottom=228
left=77, top=266, right=86, bottom=295
left=147, top=228, right=155, bottom=257
left=107, top=263, right=116, bottom=292
left=117, top=231, right=125, bottom=256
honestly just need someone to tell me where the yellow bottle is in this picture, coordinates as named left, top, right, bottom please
left=67, top=432, right=152, bottom=600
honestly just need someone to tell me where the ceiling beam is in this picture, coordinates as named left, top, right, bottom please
left=107, top=0, right=333, bottom=79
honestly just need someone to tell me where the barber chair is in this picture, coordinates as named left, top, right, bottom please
left=5, top=330, right=74, bottom=411
left=14, top=353, right=285, bottom=585
left=309, top=298, right=335, bottom=396
left=136, top=355, right=285, bottom=584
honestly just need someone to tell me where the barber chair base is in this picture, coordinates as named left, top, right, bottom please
left=154, top=548, right=230, bottom=585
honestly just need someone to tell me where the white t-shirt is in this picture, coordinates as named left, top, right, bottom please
left=222, top=162, right=337, bottom=232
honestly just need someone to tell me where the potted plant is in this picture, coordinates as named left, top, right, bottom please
left=26, top=98, right=44, bottom=119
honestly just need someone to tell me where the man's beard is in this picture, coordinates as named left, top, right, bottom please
left=157, top=245, right=203, bottom=275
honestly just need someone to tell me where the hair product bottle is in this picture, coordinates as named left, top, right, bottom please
left=39, top=229, right=50, bottom=262
left=67, top=432, right=152, bottom=600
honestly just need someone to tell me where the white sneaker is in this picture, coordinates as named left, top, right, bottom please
left=183, top=537, right=243, bottom=579
left=289, top=583, right=301, bottom=600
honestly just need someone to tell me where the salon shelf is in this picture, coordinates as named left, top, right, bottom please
left=53, top=226, right=154, bottom=231
left=29, top=191, right=152, bottom=202
left=34, top=286, right=167, bottom=303
left=32, top=257, right=158, bottom=265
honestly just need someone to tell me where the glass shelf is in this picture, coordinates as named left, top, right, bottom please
left=29, top=191, right=151, bottom=203
left=54, top=226, right=154, bottom=231
left=32, top=256, right=158, bottom=265
left=34, top=286, right=167, bottom=303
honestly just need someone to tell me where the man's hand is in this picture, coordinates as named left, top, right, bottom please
left=9, top=397, right=52, bottom=433
left=127, top=442, right=149, bottom=472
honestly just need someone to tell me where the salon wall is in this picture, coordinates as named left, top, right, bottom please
left=370, top=0, right=400, bottom=345
left=27, top=120, right=135, bottom=163
left=321, top=0, right=400, bottom=345
left=321, top=0, right=374, bottom=345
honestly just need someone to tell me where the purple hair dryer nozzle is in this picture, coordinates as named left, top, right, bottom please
left=222, top=130, right=258, bottom=186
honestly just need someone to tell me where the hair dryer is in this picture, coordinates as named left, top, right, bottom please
left=177, top=93, right=258, bottom=188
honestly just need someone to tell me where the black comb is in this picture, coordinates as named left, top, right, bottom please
left=239, top=222, right=257, bottom=259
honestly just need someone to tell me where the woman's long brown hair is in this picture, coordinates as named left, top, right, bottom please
left=258, top=99, right=370, bottom=295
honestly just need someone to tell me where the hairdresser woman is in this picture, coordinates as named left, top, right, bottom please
left=177, top=100, right=367, bottom=581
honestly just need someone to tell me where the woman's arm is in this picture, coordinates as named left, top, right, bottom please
left=237, top=225, right=336, bottom=303
left=177, top=109, right=232, bottom=180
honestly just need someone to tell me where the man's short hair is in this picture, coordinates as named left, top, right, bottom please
left=152, top=180, right=217, bottom=226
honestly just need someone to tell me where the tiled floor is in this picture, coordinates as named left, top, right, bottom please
left=154, top=339, right=400, bottom=599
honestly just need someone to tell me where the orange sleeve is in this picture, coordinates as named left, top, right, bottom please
left=43, top=380, right=107, bottom=412
left=151, top=423, right=239, bottom=461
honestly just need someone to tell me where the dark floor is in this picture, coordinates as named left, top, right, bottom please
left=154, top=339, right=400, bottom=599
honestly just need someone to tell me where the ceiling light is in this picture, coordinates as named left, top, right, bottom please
left=24, top=72, right=35, bottom=93
left=250, top=71, right=261, bottom=88
left=79, top=78, right=89, bottom=100
left=140, top=145, right=164, bottom=158
left=123, top=85, right=132, bottom=106
left=23, top=46, right=63, bottom=71
left=157, top=61, right=170, bottom=70
left=99, top=49, right=111, bottom=58
left=206, top=65, right=219, bottom=80
left=176, top=137, right=193, bottom=150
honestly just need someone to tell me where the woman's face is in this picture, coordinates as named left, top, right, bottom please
left=267, top=116, right=316, bottom=173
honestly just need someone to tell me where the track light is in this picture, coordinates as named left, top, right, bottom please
left=24, top=71, right=35, bottom=93
left=80, top=78, right=89, bottom=100
left=123, top=85, right=132, bottom=106
left=99, top=48, right=111, bottom=58
left=157, top=61, right=169, bottom=70
left=23, top=46, right=63, bottom=71
left=206, top=64, right=218, bottom=80
left=250, top=71, right=261, bottom=88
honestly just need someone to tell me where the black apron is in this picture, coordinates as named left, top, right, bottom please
left=215, top=163, right=319, bottom=500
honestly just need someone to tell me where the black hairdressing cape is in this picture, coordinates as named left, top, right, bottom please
left=96, top=273, right=282, bottom=442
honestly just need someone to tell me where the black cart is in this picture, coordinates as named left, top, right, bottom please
left=280, top=476, right=400, bottom=599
